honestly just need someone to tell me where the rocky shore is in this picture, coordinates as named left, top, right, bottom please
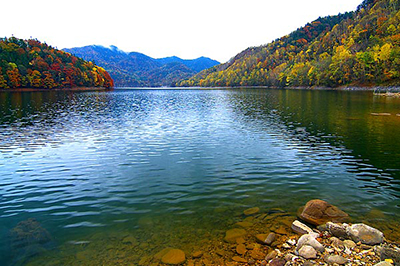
left=18, top=199, right=400, bottom=266
left=146, top=199, right=400, bottom=266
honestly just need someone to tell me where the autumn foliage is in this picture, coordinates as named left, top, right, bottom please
left=0, top=37, right=114, bottom=89
left=180, top=0, right=400, bottom=88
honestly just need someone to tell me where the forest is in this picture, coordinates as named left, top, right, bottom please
left=0, top=37, right=114, bottom=89
left=179, top=0, right=400, bottom=88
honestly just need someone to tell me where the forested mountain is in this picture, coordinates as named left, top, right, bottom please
left=179, top=0, right=400, bottom=88
left=0, top=37, right=114, bottom=89
left=63, top=46, right=219, bottom=87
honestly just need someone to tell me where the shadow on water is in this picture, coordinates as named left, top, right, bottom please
left=0, top=88, right=400, bottom=265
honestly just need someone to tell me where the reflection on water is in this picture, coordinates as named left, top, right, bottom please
left=0, top=88, right=399, bottom=265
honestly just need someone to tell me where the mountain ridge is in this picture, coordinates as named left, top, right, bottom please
left=63, top=45, right=219, bottom=87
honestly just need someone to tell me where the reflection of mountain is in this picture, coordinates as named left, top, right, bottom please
left=63, top=46, right=220, bottom=87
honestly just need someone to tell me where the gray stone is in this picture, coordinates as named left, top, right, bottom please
left=297, top=233, right=324, bottom=253
left=327, top=222, right=349, bottom=239
left=346, top=223, right=384, bottom=245
left=324, top=254, right=348, bottom=265
left=377, top=246, right=400, bottom=265
left=265, top=250, right=278, bottom=261
left=330, top=236, right=344, bottom=249
left=283, top=253, right=297, bottom=261
left=268, top=258, right=286, bottom=266
left=343, top=239, right=356, bottom=249
left=298, top=245, right=317, bottom=259
left=265, top=232, right=276, bottom=245
left=291, top=220, right=314, bottom=235
left=373, top=262, right=392, bottom=266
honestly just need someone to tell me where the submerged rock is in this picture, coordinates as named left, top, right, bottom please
left=9, top=218, right=52, bottom=249
left=347, top=223, right=384, bottom=245
left=299, top=199, right=349, bottom=225
left=225, top=228, right=247, bottom=243
left=244, top=207, right=260, bottom=216
left=161, top=249, right=186, bottom=265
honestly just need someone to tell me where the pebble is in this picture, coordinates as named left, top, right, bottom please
left=268, top=258, right=286, bottom=266
left=291, top=220, right=314, bottom=235
left=232, top=256, right=247, bottom=263
left=324, top=254, right=348, bottom=265
left=297, top=233, right=325, bottom=252
left=298, top=245, right=317, bottom=259
left=344, top=239, right=357, bottom=249
left=236, top=244, right=247, bottom=255
left=265, top=250, right=278, bottom=261
left=192, top=251, right=203, bottom=258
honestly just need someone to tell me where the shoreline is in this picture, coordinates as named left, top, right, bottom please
left=0, top=87, right=113, bottom=93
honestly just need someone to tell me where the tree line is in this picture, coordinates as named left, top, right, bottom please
left=179, top=0, right=400, bottom=88
left=0, top=37, right=114, bottom=89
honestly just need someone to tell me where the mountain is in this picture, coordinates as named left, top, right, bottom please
left=63, top=46, right=220, bottom=87
left=179, top=0, right=400, bottom=88
left=0, top=37, right=114, bottom=89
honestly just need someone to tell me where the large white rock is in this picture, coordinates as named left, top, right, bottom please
left=346, top=223, right=384, bottom=245
left=291, top=220, right=313, bottom=235
left=297, top=233, right=324, bottom=253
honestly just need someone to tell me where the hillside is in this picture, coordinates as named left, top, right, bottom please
left=63, top=46, right=219, bottom=87
left=0, top=37, right=114, bottom=89
left=179, top=0, right=400, bottom=88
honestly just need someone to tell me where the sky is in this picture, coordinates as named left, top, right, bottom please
left=2, top=0, right=362, bottom=63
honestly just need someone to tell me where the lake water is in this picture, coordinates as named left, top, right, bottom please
left=0, top=88, right=399, bottom=265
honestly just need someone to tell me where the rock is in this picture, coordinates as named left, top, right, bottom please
left=265, top=250, right=278, bottom=261
left=236, top=237, right=246, bottom=244
left=287, top=238, right=296, bottom=246
left=236, top=244, right=247, bottom=255
left=377, top=246, right=400, bottom=265
left=303, top=262, right=317, bottom=266
left=297, top=233, right=324, bottom=253
left=250, top=249, right=265, bottom=260
left=232, top=256, right=247, bottom=263
left=256, top=232, right=275, bottom=245
left=192, top=251, right=203, bottom=258
left=266, top=232, right=276, bottom=245
left=347, top=223, right=384, bottom=245
left=327, top=222, right=349, bottom=239
left=9, top=218, right=52, bottom=249
left=161, top=249, right=186, bottom=265
left=284, top=253, right=297, bottom=261
left=298, top=245, right=317, bottom=259
left=282, top=243, right=291, bottom=249
left=291, top=220, right=314, bottom=235
left=330, top=236, right=344, bottom=249
left=324, top=254, right=347, bottom=265
left=274, top=227, right=290, bottom=235
left=154, top=247, right=173, bottom=260
left=268, top=258, right=286, bottom=266
left=343, top=239, right=356, bottom=249
left=373, top=262, right=392, bottom=266
left=235, top=221, right=253, bottom=228
left=244, top=207, right=260, bottom=216
left=299, top=199, right=349, bottom=225
left=224, top=228, right=247, bottom=243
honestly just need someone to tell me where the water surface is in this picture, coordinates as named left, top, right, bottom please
left=0, top=88, right=399, bottom=265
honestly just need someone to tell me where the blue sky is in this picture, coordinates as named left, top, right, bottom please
left=2, top=0, right=362, bottom=62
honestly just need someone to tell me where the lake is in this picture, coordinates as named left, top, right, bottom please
left=0, top=88, right=399, bottom=265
